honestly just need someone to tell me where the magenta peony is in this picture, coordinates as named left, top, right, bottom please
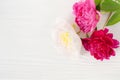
left=82, top=28, right=119, bottom=60
left=73, top=0, right=100, bottom=33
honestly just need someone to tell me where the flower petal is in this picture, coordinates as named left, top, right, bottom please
left=52, top=17, right=82, bottom=58
left=82, top=38, right=90, bottom=51
left=107, top=33, right=113, bottom=38
left=113, top=39, right=120, bottom=48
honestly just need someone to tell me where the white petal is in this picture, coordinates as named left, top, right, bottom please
left=52, top=17, right=82, bottom=59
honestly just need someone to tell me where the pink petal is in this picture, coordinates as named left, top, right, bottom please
left=113, top=39, right=119, bottom=48
left=86, top=0, right=95, bottom=8
left=109, top=48, right=115, bottom=56
left=81, top=38, right=90, bottom=51
left=107, top=33, right=113, bottom=38
left=91, top=30, right=105, bottom=38
left=104, top=28, right=109, bottom=33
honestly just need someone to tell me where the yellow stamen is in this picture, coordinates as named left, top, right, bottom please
left=60, top=32, right=72, bottom=47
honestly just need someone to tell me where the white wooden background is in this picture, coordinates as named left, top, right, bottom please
left=0, top=0, right=120, bottom=80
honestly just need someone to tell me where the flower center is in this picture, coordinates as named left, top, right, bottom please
left=60, top=32, right=72, bottom=47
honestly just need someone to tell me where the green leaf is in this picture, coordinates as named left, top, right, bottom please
left=94, top=0, right=102, bottom=11
left=94, top=0, right=101, bottom=6
left=101, top=0, right=120, bottom=12
left=107, top=11, right=120, bottom=26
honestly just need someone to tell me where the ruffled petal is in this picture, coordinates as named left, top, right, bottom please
left=107, top=33, right=113, bottom=38
left=81, top=38, right=91, bottom=51
left=113, top=39, right=119, bottom=48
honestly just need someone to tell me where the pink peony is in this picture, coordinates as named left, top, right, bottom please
left=82, top=28, right=119, bottom=60
left=73, top=0, right=100, bottom=33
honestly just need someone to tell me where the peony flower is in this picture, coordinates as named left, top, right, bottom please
left=52, top=18, right=82, bottom=58
left=82, top=28, right=119, bottom=60
left=73, top=0, right=100, bottom=33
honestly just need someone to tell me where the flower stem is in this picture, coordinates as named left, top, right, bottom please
left=103, top=12, right=112, bottom=29
left=86, top=34, right=89, bottom=38
left=77, top=30, right=81, bottom=34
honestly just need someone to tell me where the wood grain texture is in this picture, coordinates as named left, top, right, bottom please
left=0, top=0, right=120, bottom=80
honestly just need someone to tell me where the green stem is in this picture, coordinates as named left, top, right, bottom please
left=86, top=34, right=89, bottom=38
left=103, top=12, right=112, bottom=29
left=77, top=30, right=81, bottom=34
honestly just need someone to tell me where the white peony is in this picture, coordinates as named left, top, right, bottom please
left=52, top=17, right=82, bottom=59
